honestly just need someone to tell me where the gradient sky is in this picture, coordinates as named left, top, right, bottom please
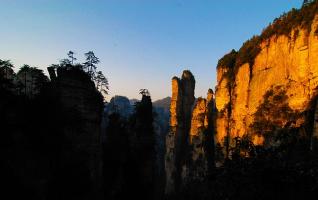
left=0, top=0, right=302, bottom=100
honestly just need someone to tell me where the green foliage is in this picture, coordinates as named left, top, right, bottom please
left=218, top=1, right=318, bottom=80
left=235, top=36, right=261, bottom=70
left=240, top=0, right=318, bottom=66
left=217, top=50, right=237, bottom=87
left=217, top=49, right=237, bottom=69
left=261, top=1, right=318, bottom=39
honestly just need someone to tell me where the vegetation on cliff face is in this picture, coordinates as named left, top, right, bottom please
left=167, top=74, right=318, bottom=200
left=52, top=51, right=109, bottom=100
left=209, top=2, right=318, bottom=198
left=1, top=51, right=162, bottom=199
left=250, top=86, right=304, bottom=146
left=262, top=0, right=318, bottom=39
left=217, top=49, right=237, bottom=70
left=217, top=0, right=318, bottom=76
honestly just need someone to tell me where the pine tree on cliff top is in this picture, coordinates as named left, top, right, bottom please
left=67, top=51, right=77, bottom=65
left=83, top=51, right=99, bottom=77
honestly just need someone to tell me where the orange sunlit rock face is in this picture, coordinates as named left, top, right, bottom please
left=170, top=77, right=182, bottom=128
left=215, top=15, right=318, bottom=145
left=190, top=98, right=207, bottom=138
left=252, top=135, right=265, bottom=146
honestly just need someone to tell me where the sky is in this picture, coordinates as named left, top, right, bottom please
left=0, top=0, right=302, bottom=101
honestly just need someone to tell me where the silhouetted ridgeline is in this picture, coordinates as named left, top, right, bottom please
left=1, top=59, right=166, bottom=200
left=48, top=67, right=104, bottom=199
left=1, top=64, right=104, bottom=199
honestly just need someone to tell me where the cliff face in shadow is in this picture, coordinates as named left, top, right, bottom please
left=102, top=93, right=157, bottom=200
left=48, top=67, right=104, bottom=199
left=1, top=66, right=104, bottom=200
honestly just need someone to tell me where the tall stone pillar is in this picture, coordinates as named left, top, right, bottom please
left=165, top=70, right=195, bottom=194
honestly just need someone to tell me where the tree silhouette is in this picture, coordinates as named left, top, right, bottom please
left=67, top=51, right=77, bottom=65
left=17, top=66, right=48, bottom=97
left=49, top=51, right=109, bottom=101
left=95, top=71, right=109, bottom=98
left=17, top=64, right=31, bottom=96
left=0, top=59, right=15, bottom=92
left=83, top=51, right=99, bottom=77
left=59, top=59, right=71, bottom=67
left=58, top=51, right=77, bottom=68
left=0, top=59, right=14, bottom=79
left=139, top=89, right=150, bottom=97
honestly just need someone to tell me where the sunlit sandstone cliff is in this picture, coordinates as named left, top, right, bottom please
left=215, top=15, right=318, bottom=146
left=165, top=71, right=215, bottom=194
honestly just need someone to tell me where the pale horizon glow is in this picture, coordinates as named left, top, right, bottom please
left=0, top=0, right=301, bottom=101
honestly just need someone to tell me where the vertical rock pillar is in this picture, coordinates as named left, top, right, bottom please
left=188, top=89, right=216, bottom=181
left=165, top=71, right=216, bottom=194
left=50, top=68, right=104, bottom=199
left=165, top=70, right=195, bottom=194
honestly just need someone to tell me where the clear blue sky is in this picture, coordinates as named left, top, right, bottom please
left=0, top=0, right=301, bottom=100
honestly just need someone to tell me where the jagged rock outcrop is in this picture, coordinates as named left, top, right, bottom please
left=165, top=71, right=215, bottom=194
left=215, top=13, right=318, bottom=147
